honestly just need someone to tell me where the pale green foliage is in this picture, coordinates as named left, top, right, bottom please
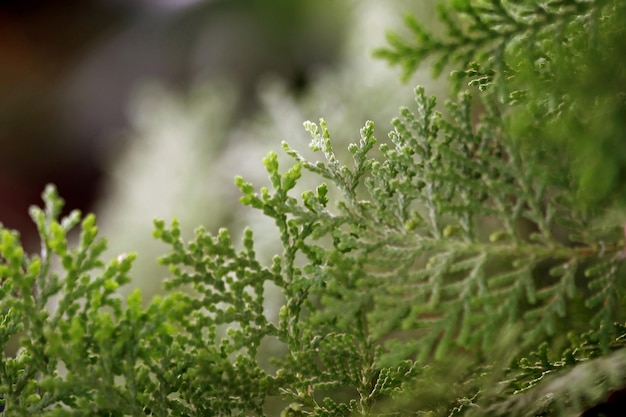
left=0, top=186, right=142, bottom=415
left=376, top=0, right=626, bottom=208
left=1, top=0, right=626, bottom=416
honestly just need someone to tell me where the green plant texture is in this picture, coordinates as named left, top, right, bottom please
left=2, top=0, right=626, bottom=416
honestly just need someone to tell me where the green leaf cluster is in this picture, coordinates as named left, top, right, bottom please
left=1, top=0, right=626, bottom=416
left=376, top=0, right=626, bottom=209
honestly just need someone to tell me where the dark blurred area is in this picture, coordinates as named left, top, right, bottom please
left=0, top=0, right=347, bottom=251
left=0, top=0, right=123, bottom=250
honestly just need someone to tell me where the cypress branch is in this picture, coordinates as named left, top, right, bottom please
left=1, top=1, right=625, bottom=416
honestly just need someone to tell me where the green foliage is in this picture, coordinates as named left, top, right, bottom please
left=1, top=0, right=626, bottom=416
left=376, top=0, right=626, bottom=209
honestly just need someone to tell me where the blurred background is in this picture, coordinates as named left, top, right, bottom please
left=0, top=0, right=440, bottom=294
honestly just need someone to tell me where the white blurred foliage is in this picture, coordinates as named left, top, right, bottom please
left=96, top=81, right=237, bottom=294
left=95, top=0, right=444, bottom=295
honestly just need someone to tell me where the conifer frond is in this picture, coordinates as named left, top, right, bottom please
left=377, top=0, right=626, bottom=207
left=281, top=87, right=625, bottom=368
left=1, top=1, right=625, bottom=416
left=375, top=0, right=607, bottom=86
left=0, top=186, right=145, bottom=415
left=484, top=347, right=626, bottom=417
left=150, top=222, right=276, bottom=415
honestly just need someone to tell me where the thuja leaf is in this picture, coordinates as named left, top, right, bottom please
left=375, top=0, right=603, bottom=89
left=205, top=82, right=620, bottom=414
left=484, top=347, right=626, bottom=417
left=0, top=3, right=624, bottom=416
left=0, top=186, right=155, bottom=415
left=277, top=87, right=625, bottom=369
left=150, top=218, right=283, bottom=414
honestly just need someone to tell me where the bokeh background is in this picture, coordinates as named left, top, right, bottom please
left=0, top=0, right=441, bottom=296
